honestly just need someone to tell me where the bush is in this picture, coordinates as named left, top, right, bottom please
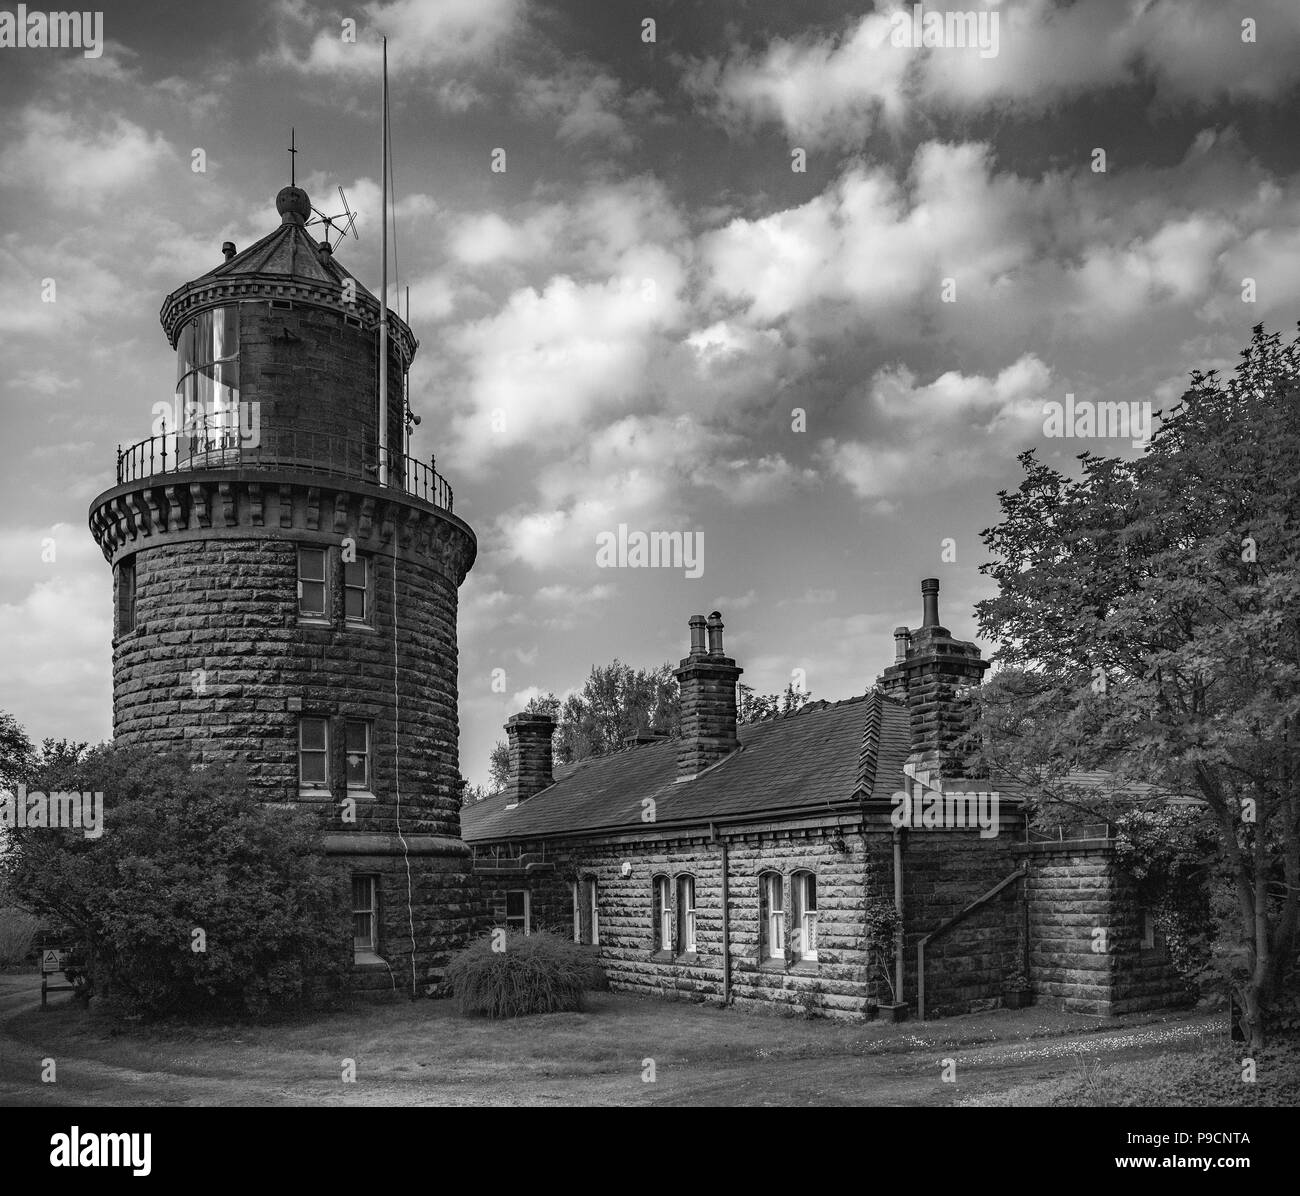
left=445, top=930, right=604, bottom=1017
left=0, top=908, right=40, bottom=966
left=2, top=745, right=350, bottom=1018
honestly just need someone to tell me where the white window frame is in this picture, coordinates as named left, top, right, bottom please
left=764, top=872, right=785, bottom=959
left=344, top=719, right=371, bottom=791
left=343, top=554, right=370, bottom=625
left=655, top=876, right=671, bottom=952
left=573, top=879, right=599, bottom=946
left=297, top=546, right=328, bottom=621
left=505, top=889, right=530, bottom=936
left=352, top=875, right=377, bottom=953
left=677, top=875, right=696, bottom=954
left=794, top=871, right=818, bottom=962
left=299, top=717, right=329, bottom=790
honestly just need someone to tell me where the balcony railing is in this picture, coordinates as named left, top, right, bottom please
left=115, top=427, right=454, bottom=514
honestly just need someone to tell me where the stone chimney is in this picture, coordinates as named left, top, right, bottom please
left=877, top=579, right=988, bottom=780
left=504, top=712, right=554, bottom=802
left=673, top=611, right=742, bottom=780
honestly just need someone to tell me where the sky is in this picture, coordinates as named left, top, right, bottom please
left=2, top=0, right=1299, bottom=787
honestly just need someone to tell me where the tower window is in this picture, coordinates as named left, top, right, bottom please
left=297, top=547, right=327, bottom=620
left=175, top=306, right=240, bottom=461
left=344, top=555, right=370, bottom=624
left=299, top=717, right=329, bottom=789
left=352, top=875, right=378, bottom=953
left=116, top=557, right=136, bottom=634
left=345, top=720, right=371, bottom=790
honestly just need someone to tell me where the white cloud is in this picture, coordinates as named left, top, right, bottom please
left=272, top=0, right=523, bottom=80
left=820, top=355, right=1053, bottom=503
left=686, top=1, right=1300, bottom=148
left=0, top=107, right=173, bottom=207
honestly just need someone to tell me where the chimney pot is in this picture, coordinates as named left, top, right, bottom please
left=706, top=611, right=725, bottom=656
left=688, top=614, right=708, bottom=657
left=893, top=625, right=911, bottom=662
left=921, top=578, right=941, bottom=629
left=221, top=241, right=236, bottom=261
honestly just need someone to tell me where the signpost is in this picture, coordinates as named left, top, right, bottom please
left=40, top=947, right=73, bottom=1010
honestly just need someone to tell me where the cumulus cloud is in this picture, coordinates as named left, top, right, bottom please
left=820, top=354, right=1054, bottom=504
left=272, top=0, right=523, bottom=81
left=0, top=107, right=174, bottom=207
left=685, top=0, right=1300, bottom=148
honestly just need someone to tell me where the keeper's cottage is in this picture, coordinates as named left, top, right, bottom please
left=463, top=586, right=1189, bottom=1020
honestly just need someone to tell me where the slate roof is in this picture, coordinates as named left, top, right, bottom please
left=461, top=689, right=913, bottom=844
left=199, top=217, right=375, bottom=298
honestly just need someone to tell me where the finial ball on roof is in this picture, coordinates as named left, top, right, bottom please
left=276, top=185, right=311, bottom=224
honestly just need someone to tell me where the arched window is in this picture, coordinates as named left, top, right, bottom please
left=675, top=875, right=696, bottom=954
left=652, top=875, right=671, bottom=952
left=758, top=871, right=784, bottom=959
left=792, top=871, right=818, bottom=961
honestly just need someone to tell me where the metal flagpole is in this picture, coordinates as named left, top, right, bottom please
left=378, top=36, right=389, bottom=487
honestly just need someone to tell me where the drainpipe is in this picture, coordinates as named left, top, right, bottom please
left=893, top=827, right=905, bottom=1003
left=712, top=821, right=731, bottom=1006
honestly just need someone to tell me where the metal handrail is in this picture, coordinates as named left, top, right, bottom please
left=114, top=427, right=453, bottom=513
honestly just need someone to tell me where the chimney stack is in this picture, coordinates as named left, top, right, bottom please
left=877, top=579, right=988, bottom=780
left=221, top=241, right=236, bottom=261
left=673, top=611, right=742, bottom=780
left=504, top=712, right=554, bottom=802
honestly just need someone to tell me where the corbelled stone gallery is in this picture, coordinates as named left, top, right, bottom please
left=89, top=187, right=1184, bottom=1019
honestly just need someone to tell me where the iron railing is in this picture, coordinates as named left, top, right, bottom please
left=115, top=426, right=454, bottom=513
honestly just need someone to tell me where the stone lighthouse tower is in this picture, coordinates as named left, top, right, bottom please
left=87, top=183, right=479, bottom=991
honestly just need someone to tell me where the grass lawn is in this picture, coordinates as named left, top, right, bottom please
left=958, top=1039, right=1300, bottom=1107
left=2, top=968, right=1261, bottom=1106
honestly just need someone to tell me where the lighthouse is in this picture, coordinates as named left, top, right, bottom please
left=87, top=183, right=479, bottom=992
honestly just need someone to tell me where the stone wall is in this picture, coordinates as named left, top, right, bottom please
left=111, top=531, right=463, bottom=837
left=898, top=823, right=1025, bottom=1017
left=1018, top=841, right=1187, bottom=1015
left=234, top=300, right=408, bottom=469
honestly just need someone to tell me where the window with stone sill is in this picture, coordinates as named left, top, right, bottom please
left=675, top=874, right=697, bottom=955
left=345, top=719, right=372, bottom=793
left=759, top=871, right=784, bottom=960
left=297, top=546, right=328, bottom=621
left=298, top=716, right=329, bottom=792
left=505, top=889, right=530, bottom=935
left=343, top=554, right=373, bottom=627
left=573, top=877, right=598, bottom=946
left=352, top=874, right=379, bottom=957
left=792, top=871, right=818, bottom=962
left=652, top=875, right=672, bottom=955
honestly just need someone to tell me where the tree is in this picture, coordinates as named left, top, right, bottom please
left=974, top=324, right=1300, bottom=1047
left=2, top=744, right=348, bottom=1018
left=738, top=681, right=813, bottom=724
left=0, top=710, right=34, bottom=795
